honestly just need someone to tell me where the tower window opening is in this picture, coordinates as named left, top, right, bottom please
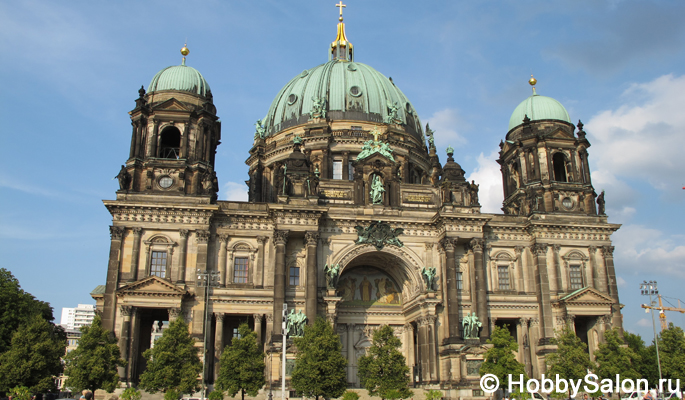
left=497, top=266, right=510, bottom=290
left=160, top=127, right=181, bottom=159
left=234, top=257, right=249, bottom=283
left=456, top=272, right=463, bottom=290
left=552, top=153, right=568, bottom=182
left=569, top=264, right=583, bottom=290
left=333, top=160, right=343, bottom=180
left=289, top=266, right=300, bottom=286
left=150, top=251, right=167, bottom=278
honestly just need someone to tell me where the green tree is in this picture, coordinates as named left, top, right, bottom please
left=480, top=326, right=526, bottom=389
left=63, top=315, right=126, bottom=392
left=594, top=327, right=640, bottom=382
left=659, top=323, right=685, bottom=383
left=357, top=325, right=413, bottom=400
left=624, top=331, right=657, bottom=387
left=291, top=318, right=347, bottom=400
left=0, top=268, right=55, bottom=354
left=215, top=323, right=265, bottom=400
left=546, top=325, right=595, bottom=397
left=120, top=388, right=142, bottom=400
left=0, top=314, right=66, bottom=393
left=425, top=389, right=444, bottom=400
left=138, top=318, right=202, bottom=395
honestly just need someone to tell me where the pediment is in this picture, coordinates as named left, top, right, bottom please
left=117, top=276, right=187, bottom=297
left=152, top=98, right=191, bottom=111
left=547, top=128, right=574, bottom=139
left=357, top=152, right=395, bottom=165
left=558, top=287, right=614, bottom=305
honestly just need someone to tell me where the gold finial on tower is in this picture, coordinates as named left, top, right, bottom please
left=181, top=43, right=189, bottom=65
left=336, top=1, right=346, bottom=21
left=529, top=74, right=537, bottom=95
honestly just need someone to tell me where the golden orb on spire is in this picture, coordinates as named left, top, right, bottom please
left=529, top=75, right=537, bottom=86
left=181, top=45, right=190, bottom=56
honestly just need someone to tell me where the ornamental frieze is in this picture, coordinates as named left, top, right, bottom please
left=355, top=221, right=404, bottom=250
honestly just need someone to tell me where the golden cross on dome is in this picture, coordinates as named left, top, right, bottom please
left=335, top=1, right=346, bottom=20
left=371, top=127, right=381, bottom=142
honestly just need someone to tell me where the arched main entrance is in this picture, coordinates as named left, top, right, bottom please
left=331, top=245, right=440, bottom=386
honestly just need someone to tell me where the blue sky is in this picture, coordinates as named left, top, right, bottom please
left=1, top=0, right=683, bottom=341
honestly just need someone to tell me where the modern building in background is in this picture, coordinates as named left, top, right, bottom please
left=60, top=304, right=96, bottom=330
left=93, top=7, right=623, bottom=398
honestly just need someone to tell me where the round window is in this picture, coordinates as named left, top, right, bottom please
left=562, top=197, right=574, bottom=209
left=349, top=86, right=362, bottom=97
left=300, top=70, right=309, bottom=78
left=287, top=94, right=298, bottom=105
left=159, top=176, right=174, bottom=189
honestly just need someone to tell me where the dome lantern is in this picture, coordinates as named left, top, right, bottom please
left=330, top=1, right=353, bottom=62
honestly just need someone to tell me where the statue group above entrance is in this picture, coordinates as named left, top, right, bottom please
left=355, top=220, right=404, bottom=251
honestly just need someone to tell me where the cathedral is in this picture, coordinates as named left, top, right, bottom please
left=93, top=6, right=624, bottom=398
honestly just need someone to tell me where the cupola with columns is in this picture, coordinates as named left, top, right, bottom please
left=119, top=45, right=221, bottom=204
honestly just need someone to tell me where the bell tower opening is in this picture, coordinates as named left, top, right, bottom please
left=159, top=127, right=181, bottom=159
left=552, top=153, right=567, bottom=182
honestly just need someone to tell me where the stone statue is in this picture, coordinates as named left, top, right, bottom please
left=286, top=309, right=307, bottom=337
left=354, top=220, right=404, bottom=250
left=462, top=312, right=482, bottom=339
left=385, top=100, right=399, bottom=124
left=597, top=190, right=606, bottom=215
left=138, top=85, right=146, bottom=98
left=370, top=175, right=385, bottom=204
left=469, top=180, right=479, bottom=205
left=324, top=263, right=340, bottom=290
left=421, top=266, right=437, bottom=291
left=311, top=96, right=327, bottom=119
left=115, top=165, right=131, bottom=191
left=306, top=172, right=319, bottom=197
left=254, top=119, right=266, bottom=140
left=201, top=171, right=214, bottom=194
left=425, top=123, right=435, bottom=149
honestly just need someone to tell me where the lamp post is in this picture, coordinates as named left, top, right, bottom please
left=640, top=280, right=663, bottom=383
left=197, top=269, right=221, bottom=400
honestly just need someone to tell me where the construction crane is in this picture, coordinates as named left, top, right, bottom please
left=641, top=295, right=685, bottom=331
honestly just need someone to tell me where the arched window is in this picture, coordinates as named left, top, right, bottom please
left=159, top=127, right=181, bottom=159
left=552, top=153, right=568, bottom=182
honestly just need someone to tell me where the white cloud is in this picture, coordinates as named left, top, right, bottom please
left=616, top=276, right=627, bottom=287
left=222, top=181, right=248, bottom=202
left=636, top=318, right=652, bottom=327
left=466, top=151, right=503, bottom=214
left=425, top=108, right=468, bottom=152
left=588, top=74, right=685, bottom=197
left=612, top=224, right=685, bottom=278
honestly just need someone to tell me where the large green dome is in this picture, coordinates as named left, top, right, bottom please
left=263, top=60, right=423, bottom=139
left=508, top=93, right=571, bottom=132
left=147, top=64, right=211, bottom=97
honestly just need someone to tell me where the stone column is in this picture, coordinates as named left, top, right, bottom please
left=515, top=246, right=526, bottom=293
left=532, top=243, right=554, bottom=340
left=471, top=238, right=489, bottom=338
left=427, top=316, right=438, bottom=382
left=118, top=305, right=134, bottom=382
left=346, top=323, right=355, bottom=385
left=265, top=314, right=273, bottom=345
left=603, top=246, right=623, bottom=332
left=128, top=227, right=143, bottom=282
left=214, top=313, right=225, bottom=381
left=550, top=244, right=562, bottom=293
left=587, top=246, right=598, bottom=290
left=193, top=231, right=211, bottom=336
left=103, top=226, right=125, bottom=332
left=305, top=232, right=319, bottom=324
left=196, top=230, right=210, bottom=275
left=342, top=152, right=350, bottom=180
left=177, top=229, right=189, bottom=283
left=442, top=238, right=461, bottom=341
left=218, top=234, right=229, bottom=286
left=518, top=318, right=532, bottom=377
left=256, top=236, right=267, bottom=287
left=404, top=323, right=415, bottom=379
left=272, top=230, right=289, bottom=338
left=418, top=318, right=431, bottom=382
left=254, top=314, right=263, bottom=346
left=529, top=318, right=540, bottom=377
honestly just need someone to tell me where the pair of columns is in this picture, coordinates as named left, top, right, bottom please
left=271, top=230, right=319, bottom=338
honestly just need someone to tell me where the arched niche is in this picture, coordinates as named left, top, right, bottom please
left=336, top=266, right=403, bottom=307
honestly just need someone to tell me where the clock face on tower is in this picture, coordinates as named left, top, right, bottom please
left=159, top=176, right=173, bottom=189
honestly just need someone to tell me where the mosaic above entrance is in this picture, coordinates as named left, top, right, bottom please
left=336, top=266, right=402, bottom=307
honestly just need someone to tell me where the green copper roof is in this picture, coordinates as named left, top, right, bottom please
left=148, top=65, right=211, bottom=97
left=90, top=285, right=106, bottom=295
left=263, top=60, right=424, bottom=139
left=508, top=93, right=571, bottom=132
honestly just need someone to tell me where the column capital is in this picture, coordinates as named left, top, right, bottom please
left=132, top=227, right=143, bottom=235
left=418, top=315, right=437, bottom=326
left=469, top=238, right=485, bottom=252
left=214, top=312, right=225, bottom=322
left=196, top=230, right=210, bottom=244
left=602, top=245, right=615, bottom=258
left=120, top=305, right=134, bottom=317
left=588, top=245, right=597, bottom=253
left=218, top=234, right=230, bottom=244
left=256, top=236, right=268, bottom=245
left=346, top=323, right=355, bottom=331
left=179, top=229, right=190, bottom=238
left=168, top=307, right=182, bottom=320
left=273, top=230, right=289, bottom=245
left=531, top=243, right=548, bottom=256
left=514, top=245, right=524, bottom=255
left=425, top=242, right=434, bottom=250
left=529, top=317, right=540, bottom=327
left=109, top=226, right=125, bottom=240
left=552, top=244, right=561, bottom=253
left=517, top=317, right=530, bottom=327
left=253, top=313, right=263, bottom=322
left=305, top=231, right=320, bottom=246
left=265, top=313, right=274, bottom=323
left=440, top=237, right=457, bottom=252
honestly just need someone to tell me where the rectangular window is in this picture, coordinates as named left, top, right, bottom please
left=234, top=257, right=249, bottom=283
left=232, top=327, right=241, bottom=339
left=456, top=272, right=463, bottom=290
left=498, top=266, right=510, bottom=290
left=569, top=265, right=583, bottom=290
left=290, top=267, right=300, bottom=286
left=150, top=251, right=167, bottom=278
left=348, top=162, right=354, bottom=181
left=333, top=160, right=343, bottom=179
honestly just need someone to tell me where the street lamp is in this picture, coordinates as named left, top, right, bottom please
left=640, top=280, right=663, bottom=384
left=197, top=269, right=221, bottom=400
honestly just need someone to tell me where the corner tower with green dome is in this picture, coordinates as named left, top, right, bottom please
left=498, top=76, right=598, bottom=216
left=119, top=45, right=221, bottom=204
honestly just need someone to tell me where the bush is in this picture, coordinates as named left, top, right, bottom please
left=10, top=386, right=32, bottom=400
left=120, top=388, right=142, bottom=400
left=164, top=389, right=180, bottom=400
left=208, top=391, right=224, bottom=400
left=341, top=391, right=360, bottom=400
left=425, top=389, right=443, bottom=400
